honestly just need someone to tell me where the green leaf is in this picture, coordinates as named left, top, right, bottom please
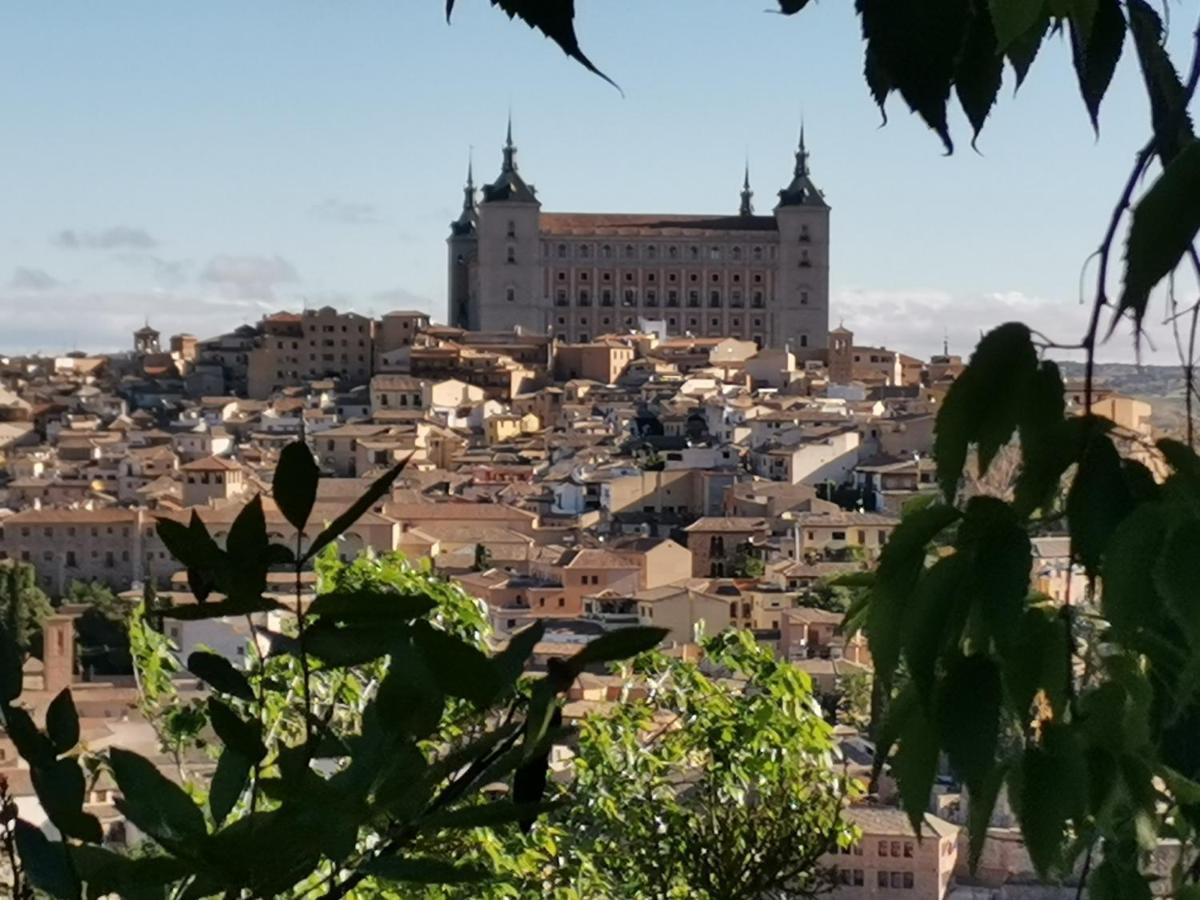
left=273, top=441, right=320, bottom=532
left=225, top=495, right=269, bottom=601
left=955, top=0, right=1004, bottom=145
left=1067, top=428, right=1134, bottom=575
left=156, top=514, right=221, bottom=573
left=1153, top=519, right=1200, bottom=643
left=209, top=748, right=251, bottom=826
left=308, top=590, right=437, bottom=625
left=1101, top=502, right=1169, bottom=635
left=957, top=497, right=1032, bottom=651
left=1088, top=858, right=1153, bottom=900
left=1011, top=725, right=1087, bottom=876
left=411, top=624, right=499, bottom=707
left=4, top=705, right=55, bottom=767
left=15, top=820, right=80, bottom=899
left=968, top=760, right=1009, bottom=872
left=1006, top=14, right=1049, bottom=88
left=32, top=758, right=103, bottom=844
left=492, top=620, right=545, bottom=688
left=868, top=503, right=961, bottom=684
left=873, top=681, right=918, bottom=781
left=304, top=621, right=406, bottom=667
left=1013, top=360, right=1068, bottom=515
left=446, top=0, right=618, bottom=92
left=375, top=646, right=445, bottom=740
left=513, top=706, right=560, bottom=832
left=857, top=0, right=971, bottom=151
left=1004, top=605, right=1069, bottom=718
left=903, top=554, right=969, bottom=700
left=187, top=651, right=254, bottom=702
left=46, top=687, right=80, bottom=753
left=863, top=42, right=894, bottom=118
left=303, top=454, right=413, bottom=562
left=0, top=621, right=23, bottom=704
left=1117, top=141, right=1200, bottom=333
left=208, top=698, right=266, bottom=762
left=1127, top=0, right=1194, bottom=163
left=565, top=626, right=667, bottom=674
left=937, top=654, right=1002, bottom=794
left=935, top=322, right=1039, bottom=500
left=989, top=0, right=1045, bottom=49
left=110, top=747, right=207, bottom=845
left=891, top=692, right=941, bottom=833
left=364, top=855, right=490, bottom=884
left=1068, top=0, right=1126, bottom=132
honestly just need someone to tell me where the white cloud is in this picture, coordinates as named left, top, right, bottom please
left=0, top=288, right=267, bottom=354
left=199, top=254, right=299, bottom=300
left=310, top=198, right=380, bottom=225
left=53, top=226, right=158, bottom=251
left=8, top=267, right=60, bottom=291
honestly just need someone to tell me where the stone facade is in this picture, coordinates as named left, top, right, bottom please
left=448, top=125, right=831, bottom=352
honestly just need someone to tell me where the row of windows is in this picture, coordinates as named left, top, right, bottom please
left=543, top=235, right=812, bottom=262
left=553, top=313, right=767, bottom=332
left=554, top=289, right=799, bottom=308
left=557, top=270, right=768, bottom=285
left=835, top=870, right=915, bottom=889
left=274, top=339, right=367, bottom=350
left=16, top=525, right=131, bottom=538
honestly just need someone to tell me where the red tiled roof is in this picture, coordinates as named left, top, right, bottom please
left=539, top=213, right=779, bottom=236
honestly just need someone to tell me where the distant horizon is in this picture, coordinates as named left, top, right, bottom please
left=2, top=2, right=1197, bottom=364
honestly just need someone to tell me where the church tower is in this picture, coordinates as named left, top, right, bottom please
left=773, top=126, right=831, bottom=359
left=447, top=158, right=478, bottom=328
left=473, top=118, right=544, bottom=333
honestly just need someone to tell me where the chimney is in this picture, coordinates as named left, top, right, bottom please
left=42, top=615, right=76, bottom=696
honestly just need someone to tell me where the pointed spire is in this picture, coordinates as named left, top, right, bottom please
left=739, top=161, right=754, bottom=217
left=461, top=152, right=476, bottom=214
left=795, top=122, right=809, bottom=177
left=502, top=113, right=517, bottom=173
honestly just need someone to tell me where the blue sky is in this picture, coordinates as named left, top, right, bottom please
left=0, top=0, right=1195, bottom=361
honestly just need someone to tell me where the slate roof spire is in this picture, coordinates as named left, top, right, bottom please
left=777, top=122, right=827, bottom=209
left=739, top=161, right=754, bottom=217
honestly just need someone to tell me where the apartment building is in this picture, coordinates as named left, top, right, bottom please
left=246, top=307, right=375, bottom=399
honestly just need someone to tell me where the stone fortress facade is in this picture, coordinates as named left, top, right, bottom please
left=448, top=122, right=830, bottom=354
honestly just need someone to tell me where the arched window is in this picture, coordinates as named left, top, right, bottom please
left=731, top=246, right=742, bottom=261
left=505, top=287, right=516, bottom=302
left=506, top=220, right=516, bottom=238
left=624, top=244, right=635, bottom=259
left=689, top=245, right=700, bottom=260
left=557, top=243, right=567, bottom=258
left=580, top=244, right=591, bottom=258
left=752, top=246, right=764, bottom=261
left=647, top=245, right=658, bottom=260
left=668, top=245, right=679, bottom=259
left=506, top=246, right=516, bottom=264
left=601, top=244, right=613, bottom=259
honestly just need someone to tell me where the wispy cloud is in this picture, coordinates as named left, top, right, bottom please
left=310, top=198, right=380, bottom=225
left=0, top=288, right=268, bottom=354
left=8, top=267, right=60, bottom=291
left=114, top=253, right=190, bottom=287
left=199, top=254, right=299, bottom=300
left=52, top=226, right=158, bottom=251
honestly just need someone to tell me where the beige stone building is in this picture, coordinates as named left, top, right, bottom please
left=553, top=342, right=636, bottom=385
left=180, top=456, right=247, bottom=507
left=246, top=307, right=375, bottom=399
left=827, top=806, right=959, bottom=899
left=449, top=123, right=830, bottom=352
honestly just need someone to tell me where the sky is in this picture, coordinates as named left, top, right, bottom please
left=1, top=0, right=1197, bottom=363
